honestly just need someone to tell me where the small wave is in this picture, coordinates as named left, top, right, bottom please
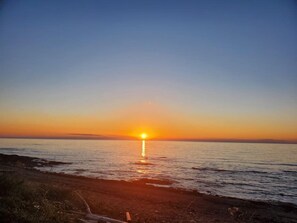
left=196, top=179, right=225, bottom=188
left=149, top=156, right=169, bottom=161
left=32, top=158, right=48, bottom=163
left=221, top=181, right=257, bottom=187
left=192, top=167, right=269, bottom=175
left=116, top=170, right=136, bottom=174
left=181, top=177, right=195, bottom=181
left=268, top=163, right=297, bottom=167
left=73, top=168, right=86, bottom=173
left=192, top=167, right=227, bottom=172
left=252, top=162, right=297, bottom=167
left=132, top=161, right=154, bottom=166
left=282, top=170, right=297, bottom=173
left=133, top=178, right=175, bottom=185
left=90, top=170, right=114, bottom=175
left=0, top=147, right=27, bottom=152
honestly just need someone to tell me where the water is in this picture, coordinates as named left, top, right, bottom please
left=0, top=138, right=296, bottom=205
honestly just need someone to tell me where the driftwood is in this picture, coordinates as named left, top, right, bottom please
left=75, top=191, right=127, bottom=223
left=126, top=212, right=131, bottom=222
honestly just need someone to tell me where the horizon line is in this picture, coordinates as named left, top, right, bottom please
left=0, top=135, right=296, bottom=145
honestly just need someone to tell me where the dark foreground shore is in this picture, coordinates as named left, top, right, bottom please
left=0, top=153, right=297, bottom=223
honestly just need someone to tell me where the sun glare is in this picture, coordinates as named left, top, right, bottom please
left=141, top=133, right=147, bottom=139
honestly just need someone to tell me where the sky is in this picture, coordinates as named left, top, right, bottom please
left=0, top=0, right=297, bottom=142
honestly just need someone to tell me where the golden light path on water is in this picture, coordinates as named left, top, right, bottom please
left=141, top=139, right=146, bottom=157
left=141, top=133, right=147, bottom=158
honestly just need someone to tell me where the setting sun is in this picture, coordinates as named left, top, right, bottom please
left=141, top=133, right=147, bottom=139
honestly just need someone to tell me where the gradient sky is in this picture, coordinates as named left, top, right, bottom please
left=0, top=0, right=297, bottom=141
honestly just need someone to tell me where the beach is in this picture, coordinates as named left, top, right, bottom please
left=1, top=153, right=297, bottom=223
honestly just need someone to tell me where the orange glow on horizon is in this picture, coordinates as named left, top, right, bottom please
left=0, top=102, right=297, bottom=143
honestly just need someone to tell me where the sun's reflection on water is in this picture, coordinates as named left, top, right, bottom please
left=141, top=139, right=146, bottom=158
left=137, top=169, right=146, bottom=174
left=137, top=138, right=148, bottom=174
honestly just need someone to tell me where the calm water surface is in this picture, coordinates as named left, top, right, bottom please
left=0, top=138, right=296, bottom=205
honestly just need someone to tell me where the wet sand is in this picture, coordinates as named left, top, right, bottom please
left=1, top=153, right=297, bottom=223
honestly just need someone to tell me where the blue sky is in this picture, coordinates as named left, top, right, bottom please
left=0, top=0, right=296, bottom=140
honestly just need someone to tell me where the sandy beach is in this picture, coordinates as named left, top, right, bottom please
left=0, top=153, right=297, bottom=223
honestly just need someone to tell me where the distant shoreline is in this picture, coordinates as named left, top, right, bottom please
left=0, top=136, right=296, bottom=144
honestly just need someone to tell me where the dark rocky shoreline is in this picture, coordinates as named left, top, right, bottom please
left=1, top=153, right=297, bottom=222
left=0, top=153, right=69, bottom=168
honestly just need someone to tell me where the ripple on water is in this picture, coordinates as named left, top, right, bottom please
left=132, top=178, right=175, bottom=186
left=132, top=161, right=155, bottom=166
